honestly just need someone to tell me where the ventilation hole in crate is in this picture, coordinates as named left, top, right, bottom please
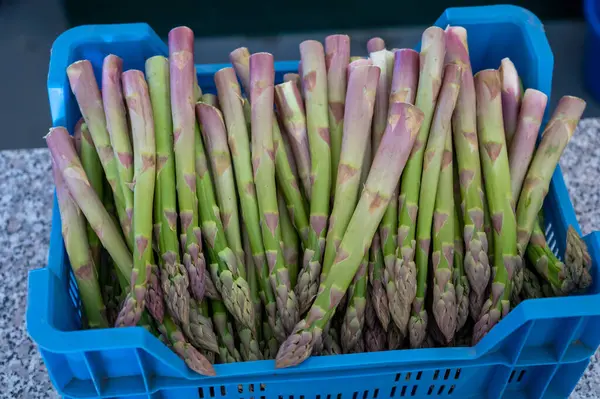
left=508, top=370, right=516, bottom=383
left=444, top=369, right=451, bottom=380
left=395, top=373, right=401, bottom=382
left=199, top=388, right=205, bottom=398
left=544, top=223, right=552, bottom=236
left=250, top=396, right=255, bottom=399
left=547, top=230, right=555, bottom=245
left=221, top=387, right=227, bottom=396
left=260, top=384, right=266, bottom=392
left=239, top=385, right=244, bottom=393
left=363, top=390, right=368, bottom=399
left=400, top=386, right=407, bottom=397
left=517, top=370, right=526, bottom=382
left=249, top=384, right=255, bottom=393
left=416, top=371, right=422, bottom=380
left=427, top=385, right=435, bottom=395
left=300, top=396, right=305, bottom=399
left=411, top=386, right=417, bottom=396
left=337, top=393, right=342, bottom=399
left=326, top=394, right=331, bottom=399
left=433, top=370, right=440, bottom=380
left=289, top=395, right=294, bottom=399
left=454, top=369, right=461, bottom=380
left=279, top=395, right=283, bottom=399
left=405, top=372, right=412, bottom=381
left=353, top=392, right=358, bottom=399
left=390, top=386, right=397, bottom=397
left=373, top=388, right=379, bottom=398
left=448, top=385, right=455, bottom=395
left=261, top=396, right=265, bottom=399
left=210, top=387, right=216, bottom=397
left=437, top=385, right=445, bottom=395
left=316, top=395, right=321, bottom=399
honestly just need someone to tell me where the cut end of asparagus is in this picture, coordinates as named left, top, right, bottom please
left=168, top=26, right=195, bottom=54
left=367, top=37, right=386, bottom=52
left=390, top=48, right=420, bottom=105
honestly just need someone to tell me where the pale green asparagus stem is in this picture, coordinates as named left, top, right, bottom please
left=169, top=27, right=206, bottom=301
left=321, top=63, right=380, bottom=279
left=296, top=40, right=332, bottom=314
left=409, top=63, right=461, bottom=348
left=51, top=159, right=108, bottom=329
left=276, top=103, right=423, bottom=368
left=325, top=34, right=350, bottom=199
left=499, top=58, right=522, bottom=146
left=397, top=27, right=445, bottom=339
left=102, top=55, right=134, bottom=233
left=215, top=66, right=285, bottom=343
left=431, top=133, right=457, bottom=344
left=279, top=192, right=300, bottom=288
left=116, top=70, right=161, bottom=327
left=516, top=96, right=586, bottom=256
left=66, top=60, right=131, bottom=247
left=243, top=226, right=263, bottom=340
left=472, top=70, right=520, bottom=344
left=211, top=299, right=242, bottom=363
left=146, top=55, right=191, bottom=327
left=453, top=204, right=470, bottom=332
left=250, top=52, right=299, bottom=335
left=201, top=93, right=219, bottom=108
left=444, top=26, right=490, bottom=321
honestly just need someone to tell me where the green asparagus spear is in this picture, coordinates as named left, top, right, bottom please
left=242, top=226, right=263, bottom=340
left=116, top=70, right=162, bottom=326
left=472, top=70, right=521, bottom=344
left=516, top=96, right=586, bottom=256
left=249, top=52, right=299, bottom=334
left=386, top=48, right=419, bottom=336
left=215, top=66, right=285, bottom=343
left=66, top=60, right=131, bottom=247
left=499, top=58, right=522, bottom=146
left=201, top=93, right=219, bottom=108
left=409, top=63, right=462, bottom=348
left=324, top=34, right=350, bottom=199
left=431, top=133, right=458, bottom=344
left=146, top=55, right=191, bottom=327
left=186, top=298, right=219, bottom=354
left=51, top=158, right=108, bottom=329
left=211, top=299, right=243, bottom=363
left=364, top=287, right=388, bottom=351
left=444, top=26, right=490, bottom=321
left=169, top=27, right=207, bottom=301
left=296, top=40, right=332, bottom=314
left=520, top=267, right=544, bottom=300
left=279, top=192, right=300, bottom=288
left=369, top=234, right=390, bottom=331
left=276, top=103, right=423, bottom=368
left=453, top=204, right=470, bottom=333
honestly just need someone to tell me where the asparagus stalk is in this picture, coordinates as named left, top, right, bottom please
left=296, top=40, right=332, bottom=314
left=169, top=27, right=206, bottom=301
left=516, top=96, right=586, bottom=256
left=565, top=226, right=593, bottom=291
left=386, top=48, right=420, bottom=335
left=243, top=226, right=263, bottom=340
left=186, top=298, right=220, bottom=354
left=508, top=89, right=548, bottom=200
left=322, top=326, right=343, bottom=355
left=211, top=299, right=243, bottom=363
left=51, top=159, right=108, bottom=329
left=276, top=103, right=423, bottom=368
left=102, top=55, right=134, bottom=232
left=193, top=107, right=255, bottom=330
left=369, top=234, right=390, bottom=331
left=262, top=319, right=280, bottom=359
left=370, top=50, right=394, bottom=151
left=250, top=52, right=299, bottom=335
left=158, top=315, right=216, bottom=376
left=341, top=253, right=369, bottom=353
left=76, top=120, right=104, bottom=268
left=283, top=73, right=303, bottom=99
left=364, top=287, right=388, bottom=352
left=472, top=70, right=520, bottom=344
left=396, top=27, right=445, bottom=337
left=275, top=81, right=312, bottom=199
left=444, top=26, right=490, bottom=321
left=521, top=267, right=544, bottom=300
left=196, top=103, right=245, bottom=273
left=321, top=63, right=380, bottom=279
left=215, top=67, right=285, bottom=343
left=279, top=192, right=300, bottom=288
left=146, top=55, right=192, bottom=326
left=201, top=93, right=219, bottom=108
left=367, top=37, right=386, bottom=52
left=431, top=133, right=458, bottom=344
left=116, top=70, right=163, bottom=326
left=66, top=60, right=131, bottom=246
left=453, top=205, right=470, bottom=332
left=499, top=58, right=522, bottom=146
left=409, top=63, right=462, bottom=348
left=325, top=34, right=350, bottom=199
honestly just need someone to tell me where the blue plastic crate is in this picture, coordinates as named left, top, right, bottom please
left=27, top=4, right=600, bottom=399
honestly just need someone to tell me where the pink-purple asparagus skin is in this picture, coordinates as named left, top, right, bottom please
left=325, top=34, right=351, bottom=200
left=66, top=60, right=131, bottom=245
left=274, top=81, right=312, bottom=198
left=385, top=47, right=420, bottom=337
left=367, top=37, right=386, bottom=52
left=508, top=89, right=548, bottom=201
left=102, top=54, right=134, bottom=228
left=230, top=47, right=251, bottom=94
left=499, top=58, right=522, bottom=146
left=283, top=73, right=303, bottom=96
left=250, top=52, right=299, bottom=335
left=169, top=26, right=206, bottom=302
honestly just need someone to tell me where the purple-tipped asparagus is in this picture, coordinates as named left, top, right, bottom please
left=367, top=37, right=386, bottom=53
left=499, top=58, right=522, bottom=146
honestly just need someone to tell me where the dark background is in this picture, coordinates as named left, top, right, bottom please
left=0, top=0, right=597, bottom=150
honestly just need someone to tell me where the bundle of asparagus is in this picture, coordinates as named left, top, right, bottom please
left=46, top=23, right=592, bottom=375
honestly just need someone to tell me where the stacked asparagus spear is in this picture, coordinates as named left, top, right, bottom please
left=46, top=24, right=593, bottom=374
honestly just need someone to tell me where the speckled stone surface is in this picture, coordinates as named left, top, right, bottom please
left=0, top=119, right=598, bottom=399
